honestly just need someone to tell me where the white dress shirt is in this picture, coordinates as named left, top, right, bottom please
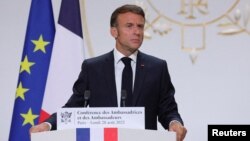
left=113, top=48, right=137, bottom=106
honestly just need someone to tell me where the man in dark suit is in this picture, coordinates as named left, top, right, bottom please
left=30, top=4, right=187, bottom=141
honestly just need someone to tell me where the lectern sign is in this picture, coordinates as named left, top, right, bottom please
left=57, top=107, right=145, bottom=130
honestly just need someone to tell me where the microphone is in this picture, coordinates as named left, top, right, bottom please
left=121, top=90, right=127, bottom=107
left=83, top=90, right=91, bottom=107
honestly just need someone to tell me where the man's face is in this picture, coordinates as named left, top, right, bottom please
left=112, top=12, right=145, bottom=56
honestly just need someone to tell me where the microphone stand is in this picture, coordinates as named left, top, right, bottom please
left=83, top=90, right=91, bottom=107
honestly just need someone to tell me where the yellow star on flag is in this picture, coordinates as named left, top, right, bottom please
left=32, top=34, right=50, bottom=53
left=20, top=55, right=35, bottom=74
left=21, top=108, right=39, bottom=126
left=16, top=82, right=29, bottom=100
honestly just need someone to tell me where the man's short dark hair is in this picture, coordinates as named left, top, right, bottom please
left=110, top=4, right=145, bottom=27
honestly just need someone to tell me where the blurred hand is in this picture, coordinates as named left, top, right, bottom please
left=29, top=122, right=50, bottom=134
left=169, top=121, right=187, bottom=141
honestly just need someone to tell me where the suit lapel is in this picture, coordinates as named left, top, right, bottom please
left=103, top=51, right=118, bottom=106
left=133, top=52, right=147, bottom=105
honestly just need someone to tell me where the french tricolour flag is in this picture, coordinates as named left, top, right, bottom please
left=77, top=128, right=118, bottom=141
left=40, top=0, right=85, bottom=122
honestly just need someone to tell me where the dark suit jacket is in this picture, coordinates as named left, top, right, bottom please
left=46, top=50, right=183, bottom=130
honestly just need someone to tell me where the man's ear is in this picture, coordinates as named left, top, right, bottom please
left=110, top=27, right=118, bottom=38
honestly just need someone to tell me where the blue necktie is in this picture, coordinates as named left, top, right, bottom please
left=121, top=57, right=133, bottom=107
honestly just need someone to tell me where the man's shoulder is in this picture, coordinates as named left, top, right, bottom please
left=139, top=51, right=165, bottom=63
left=84, top=50, right=113, bottom=64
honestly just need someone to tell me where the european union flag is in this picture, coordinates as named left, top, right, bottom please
left=9, top=0, right=55, bottom=141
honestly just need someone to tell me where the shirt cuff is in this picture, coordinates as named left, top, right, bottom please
left=169, top=120, right=182, bottom=129
left=44, top=122, right=52, bottom=131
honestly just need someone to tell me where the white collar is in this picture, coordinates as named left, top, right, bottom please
left=114, top=48, right=138, bottom=64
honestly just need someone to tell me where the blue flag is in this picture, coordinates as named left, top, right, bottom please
left=9, top=0, right=55, bottom=141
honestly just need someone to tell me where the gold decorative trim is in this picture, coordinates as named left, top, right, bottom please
left=146, top=0, right=240, bottom=27
left=141, top=0, right=245, bottom=64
